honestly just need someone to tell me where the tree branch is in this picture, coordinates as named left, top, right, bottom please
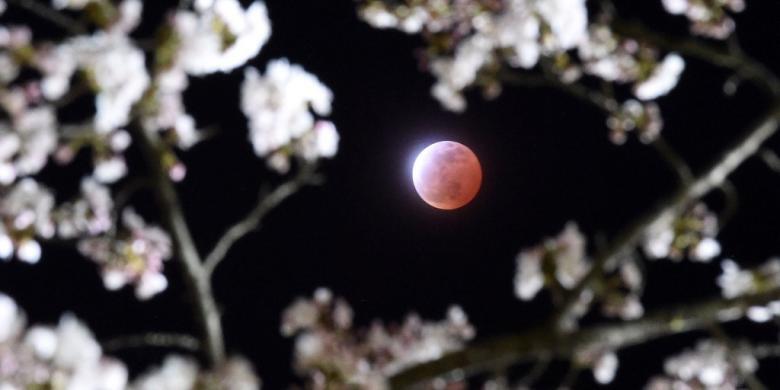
left=552, top=102, right=780, bottom=330
left=7, top=0, right=87, bottom=35
left=134, top=127, right=225, bottom=366
left=389, top=287, right=780, bottom=388
left=204, top=164, right=322, bottom=276
left=102, top=332, right=200, bottom=353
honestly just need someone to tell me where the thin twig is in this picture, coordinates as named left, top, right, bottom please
left=7, top=0, right=87, bottom=35
left=717, top=179, right=739, bottom=231
left=388, top=286, right=780, bottom=388
left=556, top=361, right=581, bottom=390
left=133, top=126, right=225, bottom=366
left=516, top=353, right=552, bottom=388
left=204, top=164, right=322, bottom=276
left=102, top=332, right=200, bottom=353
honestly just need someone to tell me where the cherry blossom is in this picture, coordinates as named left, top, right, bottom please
left=172, top=0, right=271, bottom=76
left=514, top=222, right=589, bottom=301
left=0, top=293, right=128, bottom=390
left=0, top=179, right=55, bottom=263
left=77, top=209, right=172, bottom=299
left=282, top=288, right=474, bottom=389
left=661, top=0, right=745, bottom=39
left=643, top=202, right=721, bottom=262
left=241, top=59, right=339, bottom=173
left=55, top=178, right=114, bottom=239
left=646, top=340, right=757, bottom=389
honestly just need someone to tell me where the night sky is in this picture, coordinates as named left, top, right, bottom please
left=2, top=0, right=780, bottom=388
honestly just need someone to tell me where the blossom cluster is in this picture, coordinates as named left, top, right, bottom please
left=514, top=223, right=645, bottom=326
left=241, top=59, right=339, bottom=173
left=77, top=208, right=173, bottom=300
left=281, top=288, right=474, bottom=389
left=646, top=340, right=757, bottom=389
left=0, top=291, right=260, bottom=389
left=358, top=0, right=687, bottom=143
left=133, top=355, right=260, bottom=390
left=643, top=202, right=722, bottom=262
left=716, top=258, right=780, bottom=323
left=661, top=0, right=745, bottom=39
left=0, top=0, right=341, bottom=298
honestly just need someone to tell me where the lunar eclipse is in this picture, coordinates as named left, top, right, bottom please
left=412, top=141, right=482, bottom=210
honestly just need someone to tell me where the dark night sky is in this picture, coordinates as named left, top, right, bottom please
left=2, top=0, right=780, bottom=388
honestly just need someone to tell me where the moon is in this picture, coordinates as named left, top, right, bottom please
left=412, top=141, right=482, bottom=210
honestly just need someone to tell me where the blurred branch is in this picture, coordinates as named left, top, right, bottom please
left=7, top=0, right=87, bottom=35
left=389, top=286, right=780, bottom=388
left=102, top=332, right=200, bottom=353
left=717, top=179, right=739, bottom=231
left=515, top=353, right=551, bottom=388
left=552, top=102, right=780, bottom=331
left=204, top=164, right=323, bottom=276
left=500, top=71, right=617, bottom=112
left=134, top=126, right=225, bottom=366
left=610, top=20, right=780, bottom=96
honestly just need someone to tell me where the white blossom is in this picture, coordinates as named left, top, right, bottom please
left=650, top=340, right=755, bottom=389
left=535, top=0, right=588, bottom=51
left=662, top=0, right=745, bottom=39
left=173, top=0, right=271, bottom=75
left=283, top=290, right=473, bottom=388
left=514, top=222, right=588, bottom=300
left=241, top=59, right=339, bottom=171
left=0, top=293, right=19, bottom=343
left=634, top=53, right=685, bottom=100
left=111, top=0, right=143, bottom=34
left=132, top=356, right=198, bottom=390
left=0, top=106, right=58, bottom=183
left=717, top=258, right=780, bottom=299
left=56, top=178, right=114, bottom=238
left=16, top=239, right=41, bottom=263
left=0, top=179, right=54, bottom=263
left=93, top=155, right=128, bottom=183
left=514, top=249, right=545, bottom=300
left=593, top=351, right=619, bottom=384
left=691, top=237, right=721, bottom=262
left=24, top=326, right=58, bottom=360
left=78, top=209, right=172, bottom=299
left=66, top=33, right=150, bottom=133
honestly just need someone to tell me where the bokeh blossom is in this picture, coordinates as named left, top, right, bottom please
left=78, top=209, right=172, bottom=300
left=643, top=202, right=721, bottom=262
left=282, top=288, right=474, bottom=389
left=646, top=340, right=757, bottom=389
left=241, top=59, right=339, bottom=173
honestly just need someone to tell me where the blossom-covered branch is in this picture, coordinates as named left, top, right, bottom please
left=552, top=101, right=780, bottom=330
left=389, top=285, right=780, bottom=388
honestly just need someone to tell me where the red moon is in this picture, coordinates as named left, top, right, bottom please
left=412, top=141, right=482, bottom=210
